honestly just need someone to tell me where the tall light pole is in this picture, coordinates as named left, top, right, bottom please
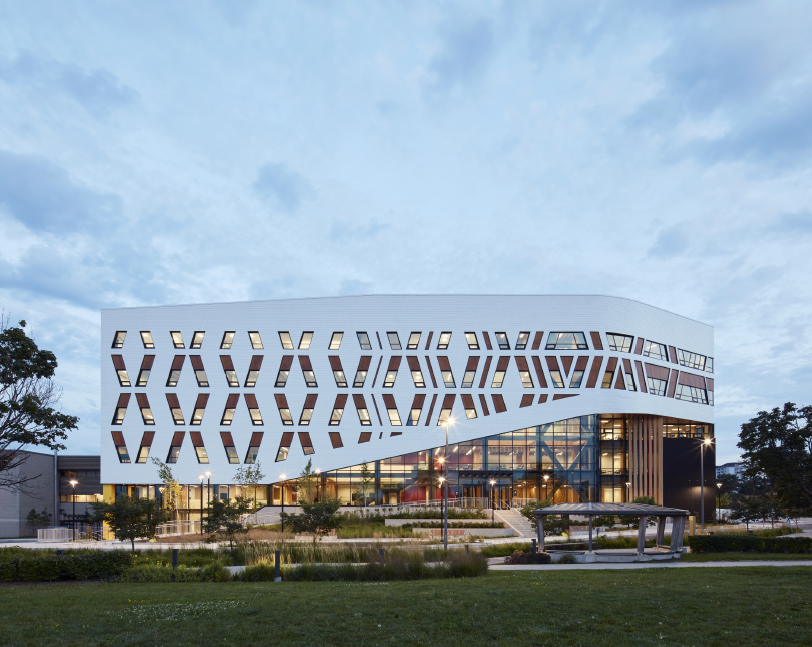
left=716, top=482, right=722, bottom=522
left=279, top=474, right=287, bottom=533
left=697, top=437, right=713, bottom=530
left=69, top=479, right=78, bottom=539
left=197, top=475, right=204, bottom=532
left=441, top=417, right=455, bottom=550
left=489, top=479, right=496, bottom=527
left=543, top=474, right=549, bottom=501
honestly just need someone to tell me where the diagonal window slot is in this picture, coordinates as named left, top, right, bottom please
left=245, top=432, right=263, bottom=464
left=166, top=431, right=184, bottom=464
left=462, top=356, right=479, bottom=388
left=190, top=393, right=209, bottom=425
left=383, top=356, right=401, bottom=388
left=245, top=355, right=263, bottom=387
left=112, top=355, right=130, bottom=387
left=407, top=394, right=425, bottom=426
left=329, top=356, right=347, bottom=387
left=136, top=355, right=154, bottom=387
left=220, top=355, right=239, bottom=387
left=407, top=356, right=425, bottom=387
left=136, top=393, right=155, bottom=425
left=221, top=394, right=240, bottom=425
left=353, top=394, right=372, bottom=426
left=515, top=356, right=535, bottom=388
left=461, top=394, right=477, bottom=419
left=112, top=431, right=131, bottom=463
left=382, top=394, right=402, bottom=426
left=275, top=394, right=293, bottom=425
left=353, top=356, right=371, bottom=387
left=190, top=355, right=209, bottom=387
left=190, top=431, right=209, bottom=464
left=244, top=394, right=263, bottom=425
left=275, top=431, right=294, bottom=462
left=166, top=393, right=184, bottom=425
left=135, top=431, right=154, bottom=463
left=299, top=394, right=318, bottom=425
left=329, top=394, right=348, bottom=426
left=220, top=431, right=239, bottom=464
left=437, top=356, right=455, bottom=388
left=299, top=356, right=317, bottom=387
left=111, top=393, right=130, bottom=425
left=275, top=355, right=293, bottom=387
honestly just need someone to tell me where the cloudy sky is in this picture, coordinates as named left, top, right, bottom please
left=1, top=1, right=810, bottom=461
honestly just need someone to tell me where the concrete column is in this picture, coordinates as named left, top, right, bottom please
left=637, top=516, right=647, bottom=554
left=536, top=515, right=544, bottom=552
left=670, top=516, right=685, bottom=551
left=656, top=516, right=666, bottom=547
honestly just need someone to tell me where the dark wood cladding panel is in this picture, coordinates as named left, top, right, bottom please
left=111, top=431, right=126, bottom=446
left=495, top=356, right=510, bottom=372
left=190, top=432, right=204, bottom=448
left=678, top=372, right=707, bottom=389
left=136, top=393, right=150, bottom=408
left=545, top=356, right=561, bottom=372
left=706, top=378, right=714, bottom=392
left=171, top=355, right=185, bottom=370
left=111, top=355, right=126, bottom=370
left=482, top=332, right=493, bottom=350
left=424, top=394, right=438, bottom=426
left=532, top=357, right=548, bottom=388
left=520, top=394, right=534, bottom=408
left=531, top=331, right=543, bottom=350
left=358, top=356, right=372, bottom=371
left=465, top=356, right=479, bottom=371
left=441, top=394, right=456, bottom=410
left=298, top=432, right=313, bottom=449
left=560, top=356, right=573, bottom=376
left=538, top=394, right=548, bottom=404
left=634, top=360, right=648, bottom=393
left=634, top=338, right=644, bottom=355
left=246, top=356, right=263, bottom=371
left=328, top=356, right=342, bottom=371
left=614, top=370, right=626, bottom=390
left=437, top=356, right=451, bottom=371
left=140, top=431, right=155, bottom=447
left=645, top=363, right=670, bottom=381
left=352, top=393, right=368, bottom=409
left=667, top=370, right=679, bottom=398
left=424, top=356, right=438, bottom=388
left=491, top=394, right=507, bottom=413
left=141, top=355, right=155, bottom=370
left=424, top=331, right=433, bottom=350
left=279, top=356, right=294, bottom=371
left=298, top=356, right=313, bottom=371
left=220, top=355, right=235, bottom=371
left=194, top=394, right=209, bottom=408
left=381, top=394, right=397, bottom=410
left=171, top=431, right=185, bottom=446
left=225, top=393, right=240, bottom=408
left=358, top=432, right=372, bottom=444
left=669, top=346, right=679, bottom=365
left=274, top=394, right=289, bottom=409
left=590, top=332, right=603, bottom=351
left=585, top=356, right=603, bottom=388
left=165, top=393, right=180, bottom=408
left=220, top=431, right=235, bottom=447
left=479, top=356, right=493, bottom=388
left=190, top=355, right=204, bottom=371
left=371, top=394, right=383, bottom=425
left=407, top=356, right=421, bottom=372
left=249, top=432, right=264, bottom=447
left=387, top=356, right=402, bottom=371
left=553, top=394, right=579, bottom=401
left=514, top=356, right=530, bottom=372
left=574, top=356, right=589, bottom=371
left=116, top=393, right=131, bottom=407
left=278, top=431, right=294, bottom=449
left=303, top=394, right=318, bottom=408
left=411, top=394, right=426, bottom=409
left=461, top=394, right=475, bottom=410
left=479, top=394, right=490, bottom=416
left=244, top=394, right=259, bottom=409
left=371, top=357, right=383, bottom=388
left=329, top=432, right=344, bottom=449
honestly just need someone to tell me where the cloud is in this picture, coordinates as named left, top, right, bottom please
left=647, top=222, right=692, bottom=258
left=0, top=150, right=121, bottom=234
left=252, top=162, right=314, bottom=214
left=329, top=220, right=388, bottom=241
left=0, top=50, right=138, bottom=118
left=423, top=15, right=495, bottom=97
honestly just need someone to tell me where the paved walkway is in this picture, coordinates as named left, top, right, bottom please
left=490, top=560, right=812, bottom=571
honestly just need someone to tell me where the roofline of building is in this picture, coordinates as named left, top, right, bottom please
left=101, top=294, right=713, bottom=330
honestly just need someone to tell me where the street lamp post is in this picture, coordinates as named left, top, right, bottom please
left=69, top=479, right=78, bottom=540
left=197, top=475, right=204, bottom=533
left=441, top=417, right=455, bottom=551
left=489, top=479, right=496, bottom=527
left=698, top=438, right=713, bottom=531
left=543, top=475, right=549, bottom=500
left=279, top=474, right=287, bottom=533
left=716, top=482, right=722, bottom=522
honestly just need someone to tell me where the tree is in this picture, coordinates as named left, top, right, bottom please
left=234, top=463, right=265, bottom=511
left=295, top=458, right=319, bottom=505
left=729, top=496, right=762, bottom=530
left=88, top=494, right=169, bottom=554
left=151, top=457, right=182, bottom=521
left=0, top=318, right=79, bottom=493
left=25, top=507, right=52, bottom=534
left=203, top=495, right=252, bottom=549
left=738, top=402, right=812, bottom=511
left=355, top=461, right=373, bottom=507
left=280, top=493, right=343, bottom=542
left=631, top=496, right=659, bottom=528
left=519, top=498, right=570, bottom=536
left=716, top=473, right=739, bottom=497
left=592, top=514, right=617, bottom=530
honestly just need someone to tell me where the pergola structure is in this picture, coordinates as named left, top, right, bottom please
left=533, top=502, right=688, bottom=554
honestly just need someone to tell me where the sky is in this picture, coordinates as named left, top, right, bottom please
left=1, top=0, right=810, bottom=462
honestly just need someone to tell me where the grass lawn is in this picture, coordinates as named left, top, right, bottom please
left=682, top=552, right=812, bottom=562
left=2, top=568, right=811, bottom=646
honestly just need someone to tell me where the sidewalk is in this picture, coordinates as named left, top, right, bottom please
left=490, top=560, right=812, bottom=571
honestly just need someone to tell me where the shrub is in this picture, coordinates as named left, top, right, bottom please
left=557, top=553, right=578, bottom=564
left=400, top=521, right=504, bottom=529
left=687, top=534, right=811, bottom=554
left=480, top=542, right=533, bottom=558
left=235, top=563, right=277, bottom=582
left=503, top=550, right=552, bottom=565
left=0, top=549, right=132, bottom=582
left=113, top=563, right=232, bottom=583
left=385, top=509, right=488, bottom=520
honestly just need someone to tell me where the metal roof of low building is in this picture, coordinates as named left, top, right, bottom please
left=533, top=502, right=688, bottom=516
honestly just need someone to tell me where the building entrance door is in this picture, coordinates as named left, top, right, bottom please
left=462, top=485, right=482, bottom=508
left=490, top=485, right=512, bottom=509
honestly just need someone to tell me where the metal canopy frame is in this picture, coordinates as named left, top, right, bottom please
left=533, top=502, right=688, bottom=554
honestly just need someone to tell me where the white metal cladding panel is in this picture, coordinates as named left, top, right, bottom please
left=100, top=295, right=714, bottom=485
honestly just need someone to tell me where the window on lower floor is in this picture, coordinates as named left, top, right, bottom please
left=550, top=370, right=565, bottom=388
left=195, top=446, right=209, bottom=463
left=357, top=331, right=372, bottom=350
left=677, top=349, right=707, bottom=371
left=353, top=394, right=372, bottom=426
left=643, top=341, right=668, bottom=362
left=437, top=332, right=451, bottom=349
left=299, top=356, right=317, bottom=387
left=406, top=332, right=421, bottom=349
left=495, top=332, right=510, bottom=350
left=407, top=394, right=425, bottom=426
left=675, top=384, right=709, bottom=404
left=299, top=394, right=317, bottom=426
left=569, top=371, right=584, bottom=388
left=465, top=332, right=479, bottom=349
left=387, top=332, right=401, bottom=350
left=461, top=394, right=477, bottom=419
left=607, top=334, right=633, bottom=353
left=515, top=332, right=530, bottom=350
left=382, top=394, right=401, bottom=426
left=647, top=377, right=667, bottom=396
left=545, top=332, right=588, bottom=350
left=329, top=395, right=347, bottom=426
left=245, top=394, right=263, bottom=425
left=221, top=394, right=239, bottom=425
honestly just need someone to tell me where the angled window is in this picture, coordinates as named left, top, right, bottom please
left=220, top=331, right=235, bottom=349
left=516, top=357, right=535, bottom=388
left=491, top=394, right=507, bottom=413
left=167, top=355, right=185, bottom=387
left=675, top=384, right=708, bottom=404
left=353, top=394, right=372, bottom=426
left=546, top=332, right=588, bottom=350
left=221, top=431, right=239, bottom=464
left=299, top=331, right=313, bottom=350
left=275, top=394, right=293, bottom=426
left=136, top=355, right=154, bottom=387
left=354, top=356, right=371, bottom=388
left=407, top=394, right=425, bottom=426
left=462, top=356, right=479, bottom=388
left=166, top=393, right=184, bottom=425
left=244, top=394, right=263, bottom=425
left=297, top=432, right=314, bottom=455
left=136, top=393, right=155, bottom=425
left=112, top=355, right=130, bottom=387
left=275, top=356, right=293, bottom=387
left=112, top=331, right=126, bottom=348
left=166, top=432, right=184, bottom=464
left=248, top=331, right=263, bottom=349
left=135, top=431, right=154, bottom=464
left=278, top=331, right=294, bottom=349
left=190, top=331, right=205, bottom=349
left=111, top=394, right=130, bottom=425
left=607, top=334, right=633, bottom=353
left=387, top=332, right=402, bottom=350
left=276, top=432, right=294, bottom=462
left=329, top=394, right=347, bottom=426
left=299, top=394, right=318, bottom=425
left=299, top=356, right=317, bottom=387
left=437, top=331, right=452, bottom=350
left=221, top=394, right=239, bottom=425
left=245, top=355, right=263, bottom=387
left=569, top=357, right=588, bottom=388
left=191, top=394, right=208, bottom=425
left=642, top=340, right=668, bottom=362
left=515, top=332, right=530, bottom=350
left=170, top=331, right=184, bottom=349
left=491, top=357, right=510, bottom=388
left=329, top=332, right=343, bottom=350
left=437, top=394, right=456, bottom=425
left=245, top=432, right=263, bottom=464
left=461, top=394, right=477, bottom=419
left=465, top=332, right=479, bottom=350
left=383, top=356, right=401, bottom=388
left=407, top=356, right=425, bottom=387
left=140, top=331, right=154, bottom=349
left=190, top=432, right=209, bottom=464
left=406, top=332, right=421, bottom=349
left=382, top=394, right=402, bottom=426
left=357, top=331, right=372, bottom=350
left=437, top=356, right=455, bottom=388
left=706, top=358, right=714, bottom=373
left=190, top=356, right=209, bottom=387
left=545, top=357, right=564, bottom=388
left=531, top=356, right=548, bottom=389
left=495, top=332, right=510, bottom=350
left=112, top=432, right=130, bottom=464
left=677, top=349, right=707, bottom=371
left=329, top=356, right=347, bottom=387
left=623, top=366, right=637, bottom=391
left=601, top=357, right=618, bottom=388
left=220, top=356, right=239, bottom=387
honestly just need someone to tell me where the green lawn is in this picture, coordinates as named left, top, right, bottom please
left=2, top=568, right=811, bottom=645
left=682, top=552, right=812, bottom=562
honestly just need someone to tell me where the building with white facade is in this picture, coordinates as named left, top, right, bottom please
left=100, top=295, right=717, bottom=519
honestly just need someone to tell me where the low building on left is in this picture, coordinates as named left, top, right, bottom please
left=0, top=450, right=101, bottom=538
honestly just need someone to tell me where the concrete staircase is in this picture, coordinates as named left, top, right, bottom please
left=494, top=508, right=536, bottom=539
